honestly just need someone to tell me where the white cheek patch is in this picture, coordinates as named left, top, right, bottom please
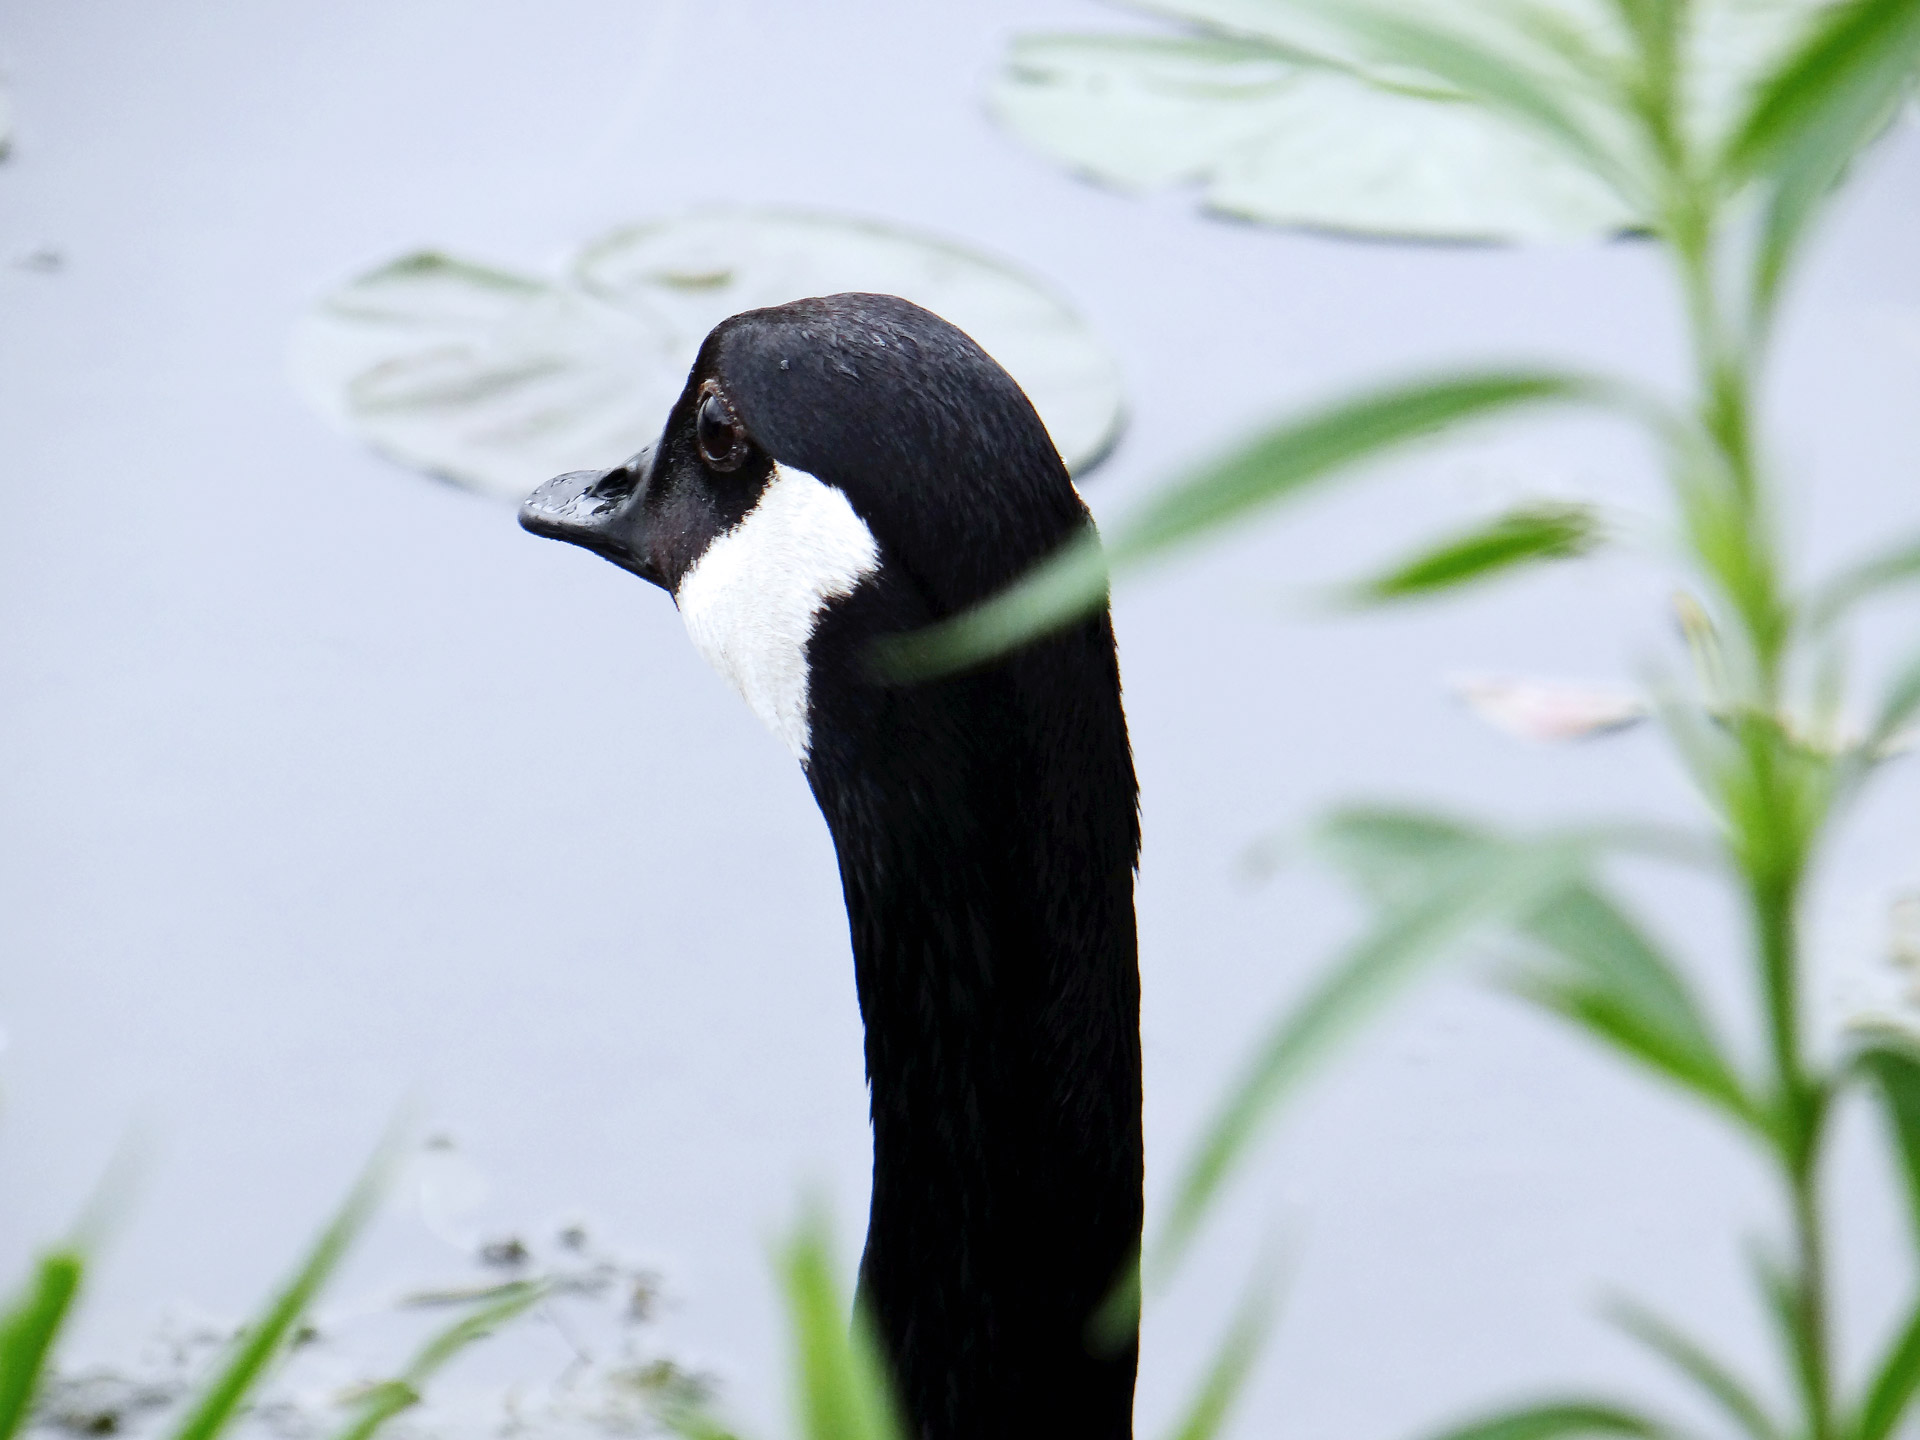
left=674, top=464, right=881, bottom=762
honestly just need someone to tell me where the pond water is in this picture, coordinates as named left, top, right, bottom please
left=3, top=3, right=1919, bottom=1438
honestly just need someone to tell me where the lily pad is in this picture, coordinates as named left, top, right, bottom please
left=988, top=0, right=1836, bottom=242
left=291, top=209, right=1125, bottom=502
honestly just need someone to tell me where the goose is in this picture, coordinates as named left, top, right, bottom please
left=520, top=292, right=1141, bottom=1440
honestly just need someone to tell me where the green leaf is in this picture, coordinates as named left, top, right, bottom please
left=292, top=208, right=1125, bottom=501
left=1870, top=649, right=1920, bottom=752
left=1806, top=533, right=1920, bottom=630
left=1602, top=1297, right=1783, bottom=1440
left=1512, top=883, right=1757, bottom=1126
left=1720, top=0, right=1920, bottom=314
left=1848, top=1027, right=1920, bottom=1247
left=880, top=370, right=1612, bottom=679
left=1162, top=1254, right=1284, bottom=1440
left=779, top=1205, right=902, bottom=1440
left=1855, top=1296, right=1920, bottom=1440
left=0, top=1251, right=84, bottom=1440
left=1146, top=815, right=1583, bottom=1283
left=1341, top=501, right=1602, bottom=605
left=1721, top=0, right=1920, bottom=179
left=1423, top=1399, right=1671, bottom=1440
left=988, top=30, right=1636, bottom=241
left=1323, top=4, right=1647, bottom=209
left=327, top=1281, right=547, bottom=1440
left=1746, top=1242, right=1824, bottom=1437
left=1314, top=810, right=1749, bottom=1120
left=166, top=1136, right=398, bottom=1440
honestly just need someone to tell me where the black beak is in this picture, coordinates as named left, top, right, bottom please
left=518, top=448, right=660, bottom=585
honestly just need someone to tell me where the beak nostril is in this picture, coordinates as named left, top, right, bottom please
left=584, top=447, right=653, bottom=513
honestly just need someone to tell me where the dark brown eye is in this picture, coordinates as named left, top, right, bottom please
left=696, top=384, right=749, bottom=472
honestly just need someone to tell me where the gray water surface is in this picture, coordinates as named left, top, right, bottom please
left=3, top=4, right=1918, bottom=1437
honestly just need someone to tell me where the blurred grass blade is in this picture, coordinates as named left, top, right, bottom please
left=1856, top=1297, right=1920, bottom=1440
left=1161, top=1251, right=1285, bottom=1440
left=780, top=1204, right=902, bottom=1440
left=1340, top=502, right=1601, bottom=606
left=1512, top=885, right=1757, bottom=1127
left=880, top=371, right=1610, bottom=678
left=0, top=1251, right=84, bottom=1440
left=167, top=1134, right=400, bottom=1440
left=1424, top=1400, right=1669, bottom=1440
left=1721, top=0, right=1920, bottom=315
left=1147, top=817, right=1581, bottom=1282
left=1807, top=534, right=1920, bottom=630
left=328, top=1280, right=547, bottom=1440
left=1848, top=1028, right=1920, bottom=1245
left=1603, top=1298, right=1783, bottom=1440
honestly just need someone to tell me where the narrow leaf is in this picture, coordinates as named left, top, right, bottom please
left=1343, top=502, right=1602, bottom=605
left=1723, top=0, right=1920, bottom=314
left=1856, top=1297, right=1920, bottom=1440
left=327, top=1281, right=547, bottom=1440
left=1424, top=1399, right=1669, bottom=1440
left=1603, top=1298, right=1783, bottom=1440
left=880, top=370, right=1612, bottom=678
left=1722, top=0, right=1920, bottom=181
left=780, top=1206, right=902, bottom=1440
left=1163, top=1254, right=1284, bottom=1440
left=1147, top=827, right=1580, bottom=1283
left=1807, top=534, right=1920, bottom=630
left=1513, top=884, right=1757, bottom=1126
left=167, top=1136, right=398, bottom=1440
left=1870, top=649, right=1920, bottom=751
left=1327, top=6, right=1644, bottom=207
left=0, top=1251, right=84, bottom=1440
left=1849, top=1027, right=1920, bottom=1246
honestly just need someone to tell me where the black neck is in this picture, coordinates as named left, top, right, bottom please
left=805, top=581, right=1141, bottom=1440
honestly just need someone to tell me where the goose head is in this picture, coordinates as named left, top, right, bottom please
left=519, top=292, right=1088, bottom=762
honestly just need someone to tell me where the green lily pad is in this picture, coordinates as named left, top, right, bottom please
left=291, top=209, right=1125, bottom=502
left=988, top=0, right=1835, bottom=242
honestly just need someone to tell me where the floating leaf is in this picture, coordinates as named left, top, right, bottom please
left=992, top=0, right=1839, bottom=242
left=990, top=31, right=1636, bottom=241
left=292, top=209, right=1124, bottom=501
left=1451, top=674, right=1648, bottom=741
left=1344, top=502, right=1602, bottom=604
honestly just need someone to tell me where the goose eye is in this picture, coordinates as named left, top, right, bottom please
left=696, top=386, right=749, bottom=472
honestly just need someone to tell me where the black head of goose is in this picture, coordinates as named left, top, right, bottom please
left=521, top=292, right=1141, bottom=1440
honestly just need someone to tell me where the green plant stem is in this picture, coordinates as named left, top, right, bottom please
left=1663, top=154, right=1834, bottom=1440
